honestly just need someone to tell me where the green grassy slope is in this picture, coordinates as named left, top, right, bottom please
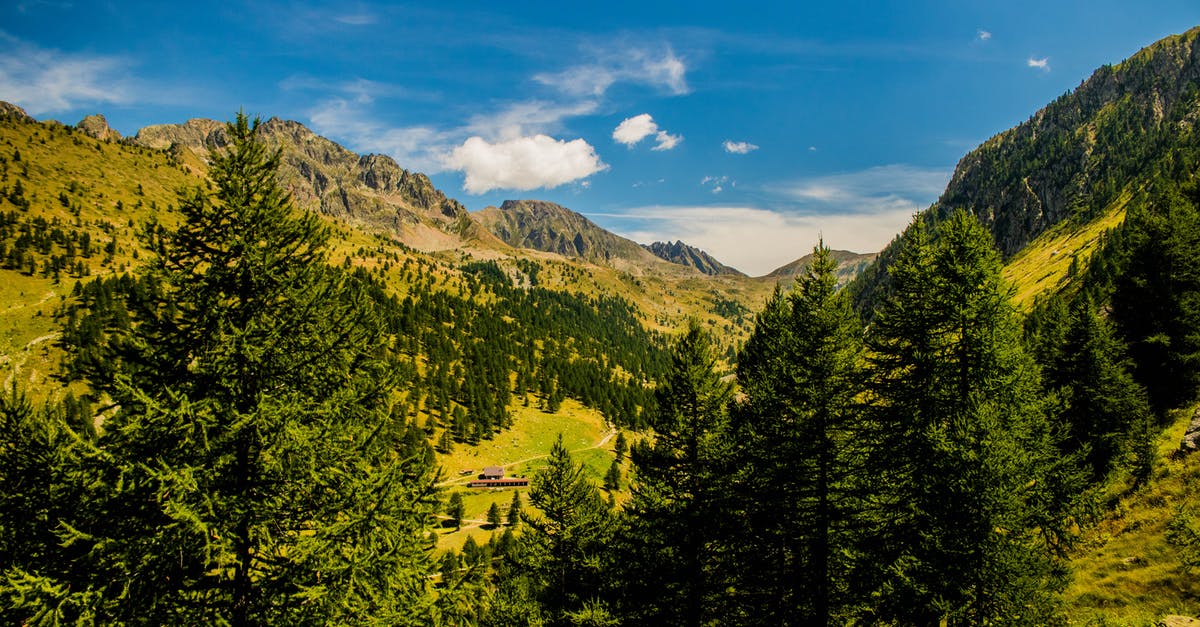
left=1065, top=407, right=1200, bottom=624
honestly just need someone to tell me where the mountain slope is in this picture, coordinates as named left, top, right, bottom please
left=133, top=116, right=494, bottom=252
left=851, top=25, right=1200, bottom=314
left=767, top=249, right=877, bottom=286
left=474, top=199, right=664, bottom=270
left=643, top=240, right=745, bottom=276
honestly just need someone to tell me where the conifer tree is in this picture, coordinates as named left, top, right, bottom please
left=18, top=114, right=441, bottom=625
left=862, top=210, right=1070, bottom=624
left=449, top=491, right=466, bottom=530
left=618, top=320, right=735, bottom=626
left=730, top=243, right=866, bottom=626
left=507, top=490, right=522, bottom=528
left=487, top=502, right=504, bottom=529
left=522, top=434, right=613, bottom=625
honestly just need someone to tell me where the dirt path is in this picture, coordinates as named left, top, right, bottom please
left=2, top=331, right=61, bottom=389
left=1, top=290, right=57, bottom=314
left=437, top=425, right=618, bottom=488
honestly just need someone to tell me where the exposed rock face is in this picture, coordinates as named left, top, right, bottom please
left=134, top=118, right=227, bottom=156
left=76, top=114, right=122, bottom=141
left=768, top=249, right=878, bottom=285
left=131, top=116, right=472, bottom=250
left=475, top=200, right=661, bottom=267
left=851, top=26, right=1200, bottom=315
left=1181, top=407, right=1200, bottom=453
left=0, top=102, right=35, bottom=123
left=934, top=26, right=1200, bottom=257
left=643, top=240, right=745, bottom=276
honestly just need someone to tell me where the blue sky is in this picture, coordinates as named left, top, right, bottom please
left=3, top=1, right=1199, bottom=274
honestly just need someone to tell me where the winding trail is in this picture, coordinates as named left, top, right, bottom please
left=2, top=331, right=61, bottom=389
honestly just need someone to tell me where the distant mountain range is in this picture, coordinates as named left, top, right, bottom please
left=642, top=240, right=745, bottom=277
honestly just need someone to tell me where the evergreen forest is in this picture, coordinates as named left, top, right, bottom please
left=6, top=27, right=1200, bottom=626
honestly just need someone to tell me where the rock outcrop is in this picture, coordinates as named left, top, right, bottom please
left=643, top=240, right=745, bottom=276
left=1181, top=408, right=1200, bottom=453
left=0, top=102, right=35, bottom=123
left=768, top=249, right=878, bottom=285
left=474, top=200, right=661, bottom=268
left=131, top=116, right=474, bottom=250
left=76, top=114, right=122, bottom=141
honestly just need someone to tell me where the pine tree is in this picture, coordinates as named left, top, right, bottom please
left=522, top=434, right=614, bottom=625
left=20, top=114, right=441, bottom=625
left=730, top=243, right=866, bottom=626
left=617, top=320, right=735, bottom=626
left=862, top=211, right=1070, bottom=624
left=603, top=459, right=622, bottom=492
left=449, top=491, right=466, bottom=530
left=488, top=502, right=503, bottom=529
left=1111, top=187, right=1200, bottom=413
left=507, top=490, right=522, bottom=528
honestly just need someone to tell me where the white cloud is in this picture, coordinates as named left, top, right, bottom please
left=773, top=164, right=951, bottom=210
left=596, top=204, right=916, bottom=276
left=700, top=175, right=732, bottom=194
left=0, top=34, right=134, bottom=114
left=612, top=113, right=682, bottom=150
left=307, top=97, right=455, bottom=173
left=534, top=46, right=688, bottom=97
left=445, top=134, right=608, bottom=194
left=723, top=140, right=758, bottom=154
left=977, top=29, right=992, bottom=41
left=593, top=164, right=949, bottom=273
left=466, top=99, right=599, bottom=141
left=653, top=130, right=682, bottom=151
left=334, top=13, right=376, bottom=26
left=613, top=113, right=658, bottom=145
left=306, top=87, right=599, bottom=176
left=1027, top=56, right=1050, bottom=71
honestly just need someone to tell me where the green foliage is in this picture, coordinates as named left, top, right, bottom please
left=617, top=320, right=735, bottom=626
left=730, top=243, right=867, bottom=625
left=487, top=502, right=503, bottom=528
left=7, top=114, right=443, bottom=625
left=449, top=492, right=466, bottom=530
left=862, top=211, right=1072, bottom=625
left=521, top=435, right=615, bottom=625
left=1108, top=186, right=1200, bottom=414
left=1168, top=506, right=1200, bottom=573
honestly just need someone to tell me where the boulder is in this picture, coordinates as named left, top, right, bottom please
left=1181, top=408, right=1200, bottom=453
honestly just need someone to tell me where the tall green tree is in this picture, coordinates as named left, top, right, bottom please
left=618, top=320, right=735, bottom=626
left=19, top=114, right=441, bottom=625
left=730, top=243, right=866, bottom=626
left=521, top=434, right=614, bottom=626
left=1111, top=187, right=1200, bottom=414
left=1052, top=294, right=1155, bottom=482
left=862, top=211, right=1070, bottom=625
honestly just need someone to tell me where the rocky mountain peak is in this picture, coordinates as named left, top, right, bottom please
left=643, top=240, right=745, bottom=276
left=475, top=199, right=661, bottom=268
left=0, top=102, right=34, bottom=123
left=76, top=114, right=122, bottom=141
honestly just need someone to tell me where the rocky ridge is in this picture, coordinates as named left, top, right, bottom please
left=76, top=114, right=122, bottom=142
left=474, top=199, right=665, bottom=270
left=132, top=116, right=480, bottom=251
left=643, top=240, right=745, bottom=276
left=768, top=249, right=878, bottom=286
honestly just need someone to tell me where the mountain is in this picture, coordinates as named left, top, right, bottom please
left=642, top=240, right=745, bottom=276
left=767, top=249, right=877, bottom=285
left=474, top=199, right=664, bottom=270
left=133, top=117, right=492, bottom=251
left=851, top=25, right=1200, bottom=314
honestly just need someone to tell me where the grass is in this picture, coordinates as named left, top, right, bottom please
left=432, top=396, right=621, bottom=552
left=1002, top=190, right=1131, bottom=309
left=1065, top=405, right=1200, bottom=625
